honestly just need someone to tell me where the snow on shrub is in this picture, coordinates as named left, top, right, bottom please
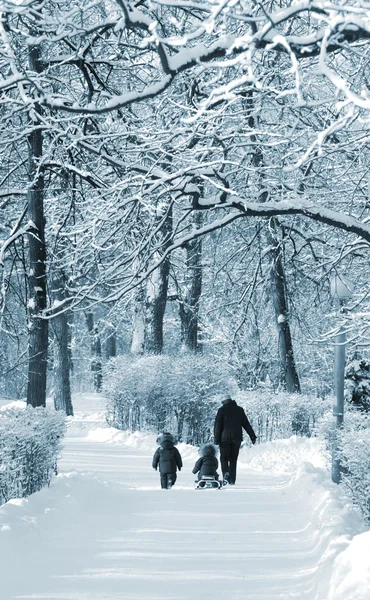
left=345, top=352, right=370, bottom=412
left=0, top=405, right=66, bottom=506
left=235, top=386, right=332, bottom=442
left=318, top=407, right=370, bottom=523
left=104, top=355, right=331, bottom=446
left=339, top=411, right=370, bottom=523
left=104, top=354, right=235, bottom=444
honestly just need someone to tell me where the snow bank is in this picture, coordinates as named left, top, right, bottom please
left=227, top=434, right=369, bottom=599
left=328, top=531, right=370, bottom=600
left=84, top=424, right=327, bottom=472
left=238, top=435, right=370, bottom=599
left=292, top=463, right=366, bottom=599
left=86, top=426, right=198, bottom=460
left=87, top=427, right=155, bottom=448
left=0, top=399, right=25, bottom=412
left=239, top=435, right=326, bottom=473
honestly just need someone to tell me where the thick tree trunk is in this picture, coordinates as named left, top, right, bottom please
left=26, top=42, right=48, bottom=408
left=52, top=274, right=73, bottom=416
left=53, top=312, right=74, bottom=415
left=179, top=212, right=203, bottom=352
left=85, top=311, right=103, bottom=392
left=105, top=325, right=117, bottom=360
left=144, top=258, right=170, bottom=354
left=144, top=204, right=172, bottom=355
left=268, top=220, right=301, bottom=392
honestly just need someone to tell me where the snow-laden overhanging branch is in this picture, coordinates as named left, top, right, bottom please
left=73, top=138, right=370, bottom=243
left=97, top=198, right=370, bottom=303
left=2, top=0, right=370, bottom=116
left=42, top=192, right=370, bottom=315
left=222, top=198, right=370, bottom=244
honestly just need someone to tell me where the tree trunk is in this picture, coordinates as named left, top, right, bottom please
left=245, top=94, right=300, bottom=392
left=105, top=325, right=117, bottom=360
left=53, top=312, right=74, bottom=415
left=175, top=409, right=185, bottom=443
left=144, top=204, right=172, bottom=355
left=131, top=288, right=145, bottom=355
left=268, top=220, right=301, bottom=392
left=52, top=274, right=73, bottom=416
left=144, top=258, right=170, bottom=354
left=85, top=311, right=103, bottom=392
left=26, top=41, right=48, bottom=408
left=179, top=212, right=203, bottom=352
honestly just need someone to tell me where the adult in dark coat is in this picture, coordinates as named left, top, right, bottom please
left=192, top=443, right=219, bottom=481
left=214, top=394, right=256, bottom=485
left=152, top=432, right=183, bottom=489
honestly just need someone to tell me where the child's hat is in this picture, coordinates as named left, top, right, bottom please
left=156, top=432, right=176, bottom=445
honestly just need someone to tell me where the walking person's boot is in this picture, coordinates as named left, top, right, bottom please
left=223, top=472, right=230, bottom=486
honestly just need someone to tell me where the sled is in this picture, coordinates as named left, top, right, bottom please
left=195, top=475, right=222, bottom=490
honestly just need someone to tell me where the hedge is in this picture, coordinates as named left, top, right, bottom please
left=0, top=405, right=66, bottom=506
left=104, top=354, right=331, bottom=445
left=104, top=354, right=234, bottom=444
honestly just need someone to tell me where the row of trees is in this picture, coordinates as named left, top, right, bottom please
left=1, top=1, right=370, bottom=408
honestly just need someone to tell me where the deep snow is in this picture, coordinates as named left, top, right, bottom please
left=0, top=393, right=369, bottom=600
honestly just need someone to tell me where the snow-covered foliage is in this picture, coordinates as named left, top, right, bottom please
left=104, top=354, right=235, bottom=444
left=345, top=353, right=370, bottom=412
left=339, top=412, right=370, bottom=523
left=319, top=408, right=370, bottom=523
left=105, top=355, right=331, bottom=445
left=236, top=387, right=332, bottom=442
left=0, top=405, right=66, bottom=506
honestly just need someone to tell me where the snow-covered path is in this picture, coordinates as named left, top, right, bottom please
left=0, top=394, right=368, bottom=600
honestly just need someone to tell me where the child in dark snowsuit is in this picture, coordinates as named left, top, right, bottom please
left=192, top=443, right=219, bottom=481
left=152, top=432, right=183, bottom=489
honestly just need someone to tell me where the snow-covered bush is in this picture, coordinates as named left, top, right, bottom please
left=104, top=354, right=235, bottom=444
left=339, top=412, right=370, bottom=522
left=345, top=353, right=370, bottom=412
left=235, top=386, right=332, bottom=442
left=104, top=355, right=330, bottom=445
left=0, top=405, right=66, bottom=505
left=318, top=407, right=370, bottom=522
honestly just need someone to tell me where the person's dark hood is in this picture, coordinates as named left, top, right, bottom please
left=221, top=396, right=236, bottom=406
left=200, top=443, right=217, bottom=457
left=156, top=432, right=177, bottom=447
left=160, top=439, right=175, bottom=450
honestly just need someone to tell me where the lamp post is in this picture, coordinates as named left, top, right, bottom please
left=330, top=275, right=354, bottom=484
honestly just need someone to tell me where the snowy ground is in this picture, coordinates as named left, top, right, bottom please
left=0, top=394, right=369, bottom=600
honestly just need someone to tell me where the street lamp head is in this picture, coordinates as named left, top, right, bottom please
left=330, top=274, right=354, bottom=301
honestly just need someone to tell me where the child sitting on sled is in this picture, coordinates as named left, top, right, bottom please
left=192, top=443, right=219, bottom=482
left=152, top=432, right=183, bottom=489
